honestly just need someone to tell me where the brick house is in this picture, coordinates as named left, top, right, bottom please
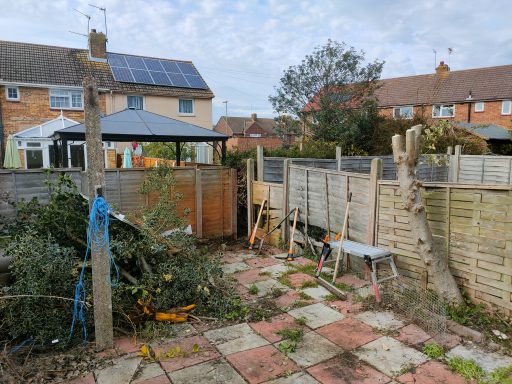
left=375, top=62, right=512, bottom=130
left=0, top=30, right=214, bottom=168
left=214, top=113, right=295, bottom=151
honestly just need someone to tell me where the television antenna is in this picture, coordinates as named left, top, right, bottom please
left=70, top=8, right=91, bottom=41
left=89, top=4, right=108, bottom=38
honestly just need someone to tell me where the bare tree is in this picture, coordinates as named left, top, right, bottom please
left=392, top=125, right=463, bottom=305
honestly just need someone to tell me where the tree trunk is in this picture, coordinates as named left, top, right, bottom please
left=392, top=125, right=463, bottom=305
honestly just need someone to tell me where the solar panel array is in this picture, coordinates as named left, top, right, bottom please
left=107, top=53, right=208, bottom=90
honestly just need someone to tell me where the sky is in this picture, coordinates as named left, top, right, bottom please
left=1, top=0, right=511, bottom=125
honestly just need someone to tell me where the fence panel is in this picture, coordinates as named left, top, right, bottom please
left=457, top=155, right=512, bottom=184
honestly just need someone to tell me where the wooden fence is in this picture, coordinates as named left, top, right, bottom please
left=248, top=159, right=512, bottom=314
left=0, top=167, right=237, bottom=238
left=452, top=153, right=512, bottom=184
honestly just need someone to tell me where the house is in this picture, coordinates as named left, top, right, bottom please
left=375, top=62, right=512, bottom=129
left=0, top=30, right=214, bottom=168
left=214, top=113, right=295, bottom=151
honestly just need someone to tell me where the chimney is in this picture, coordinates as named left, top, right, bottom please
left=251, top=113, right=257, bottom=121
left=88, top=29, right=107, bottom=61
left=435, top=60, right=450, bottom=74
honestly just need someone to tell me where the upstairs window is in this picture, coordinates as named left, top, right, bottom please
left=393, top=106, right=413, bottom=119
left=474, top=102, right=484, bottom=112
left=50, top=89, right=83, bottom=109
left=6, top=86, right=19, bottom=101
left=127, top=95, right=144, bottom=110
left=502, top=100, right=512, bottom=115
left=432, top=104, right=454, bottom=118
left=179, top=99, right=194, bottom=114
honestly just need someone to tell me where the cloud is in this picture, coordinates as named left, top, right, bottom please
left=0, top=0, right=511, bottom=122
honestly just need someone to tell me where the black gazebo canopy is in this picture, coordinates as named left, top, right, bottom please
left=51, top=108, right=229, bottom=166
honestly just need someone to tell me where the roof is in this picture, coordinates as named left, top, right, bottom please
left=51, top=108, right=229, bottom=142
left=217, top=116, right=277, bottom=135
left=455, top=122, right=512, bottom=141
left=0, top=40, right=213, bottom=98
left=13, top=113, right=79, bottom=139
left=375, top=65, right=512, bottom=107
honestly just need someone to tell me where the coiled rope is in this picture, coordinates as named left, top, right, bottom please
left=69, top=196, right=119, bottom=343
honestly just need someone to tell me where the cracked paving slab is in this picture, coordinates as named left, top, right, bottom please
left=95, top=356, right=142, bottom=384
left=288, top=303, right=345, bottom=329
left=169, top=359, right=246, bottom=384
left=204, top=323, right=269, bottom=355
left=354, top=311, right=405, bottom=331
left=245, top=278, right=291, bottom=297
left=446, top=344, right=512, bottom=373
left=285, top=332, right=342, bottom=368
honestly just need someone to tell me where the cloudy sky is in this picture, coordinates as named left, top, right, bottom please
left=1, top=0, right=511, bottom=124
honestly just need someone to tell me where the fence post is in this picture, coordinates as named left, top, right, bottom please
left=230, top=169, right=237, bottom=239
left=451, top=145, right=461, bottom=182
left=367, top=158, right=383, bottom=246
left=195, top=168, right=203, bottom=238
left=336, top=146, right=342, bottom=171
left=246, top=158, right=255, bottom=237
left=282, top=159, right=290, bottom=243
left=256, top=145, right=264, bottom=181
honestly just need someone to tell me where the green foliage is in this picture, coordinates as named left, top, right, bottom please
left=484, top=365, right=512, bottom=384
left=269, top=39, right=383, bottom=153
left=422, top=120, right=489, bottom=155
left=277, top=327, right=304, bottom=355
left=300, top=281, right=318, bottom=289
left=447, top=357, right=485, bottom=381
left=143, top=142, right=193, bottom=161
left=294, top=316, right=307, bottom=326
left=274, top=115, right=301, bottom=140
left=248, top=284, right=259, bottom=295
left=422, top=343, right=444, bottom=359
left=264, top=139, right=338, bottom=158
left=0, top=231, right=90, bottom=347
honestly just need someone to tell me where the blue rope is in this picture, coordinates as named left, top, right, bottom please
left=69, top=196, right=119, bottom=343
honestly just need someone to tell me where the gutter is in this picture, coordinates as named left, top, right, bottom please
left=0, top=81, right=110, bottom=92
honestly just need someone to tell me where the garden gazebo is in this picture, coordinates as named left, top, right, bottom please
left=51, top=109, right=230, bottom=166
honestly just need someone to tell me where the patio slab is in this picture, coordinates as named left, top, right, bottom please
left=244, top=278, right=290, bottom=297
left=222, top=262, right=250, bottom=274
left=233, top=268, right=271, bottom=285
left=317, top=318, right=380, bottom=350
left=396, top=361, right=466, bottom=384
left=169, top=359, right=246, bottom=384
left=226, top=344, right=299, bottom=384
left=354, top=311, right=405, bottom=331
left=301, top=286, right=332, bottom=301
left=250, top=313, right=310, bottom=343
left=288, top=303, right=345, bottom=329
left=354, top=336, right=428, bottom=377
left=287, top=273, right=318, bottom=288
left=95, top=356, right=142, bottom=384
left=446, top=344, right=512, bottom=373
left=285, top=331, right=342, bottom=368
left=158, top=335, right=220, bottom=373
left=395, top=324, right=431, bottom=346
left=335, top=274, right=368, bottom=289
left=327, top=299, right=363, bottom=316
left=203, top=323, right=269, bottom=355
left=132, top=363, right=168, bottom=383
left=66, top=373, right=96, bottom=384
left=307, top=355, right=391, bottom=384
left=246, top=257, right=280, bottom=268
left=264, top=372, right=319, bottom=383
left=259, top=263, right=291, bottom=278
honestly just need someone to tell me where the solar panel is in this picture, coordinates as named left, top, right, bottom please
left=150, top=71, right=172, bottom=86
left=107, top=53, right=208, bottom=89
left=160, top=60, right=180, bottom=73
left=167, top=72, right=190, bottom=87
left=132, top=69, right=154, bottom=84
left=177, top=62, right=197, bottom=75
left=184, top=74, right=206, bottom=89
left=111, top=67, right=134, bottom=82
left=144, top=58, right=164, bottom=71
left=108, top=53, right=128, bottom=67
left=125, top=56, right=146, bottom=70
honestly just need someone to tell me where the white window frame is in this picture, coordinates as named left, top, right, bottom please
left=393, top=106, right=413, bottom=119
left=126, top=95, right=144, bottom=110
left=178, top=99, right=194, bottom=116
left=249, top=133, right=262, bottom=138
left=6, top=86, right=20, bottom=101
left=49, top=88, right=84, bottom=110
left=432, top=104, right=455, bottom=118
left=502, top=100, right=512, bottom=115
left=474, top=102, right=484, bottom=112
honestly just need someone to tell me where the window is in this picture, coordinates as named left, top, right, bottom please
left=6, top=86, right=19, bottom=101
left=432, top=104, right=454, bottom=118
left=393, top=106, right=413, bottom=119
left=26, top=149, right=43, bottom=169
left=127, top=95, right=144, bottom=110
left=179, top=99, right=194, bottom=114
left=49, top=89, right=83, bottom=109
left=474, top=102, right=484, bottom=112
left=502, top=100, right=512, bottom=115
left=249, top=133, right=262, bottom=138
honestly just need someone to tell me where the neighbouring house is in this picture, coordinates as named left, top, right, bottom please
left=0, top=29, right=214, bottom=169
left=375, top=62, right=512, bottom=130
left=214, top=113, right=295, bottom=151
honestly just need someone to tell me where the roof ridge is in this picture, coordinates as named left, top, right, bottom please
left=0, top=39, right=85, bottom=51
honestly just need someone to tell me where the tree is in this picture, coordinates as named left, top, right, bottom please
left=269, top=40, right=384, bottom=153
left=273, top=115, right=301, bottom=142
left=392, top=125, right=463, bottom=305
